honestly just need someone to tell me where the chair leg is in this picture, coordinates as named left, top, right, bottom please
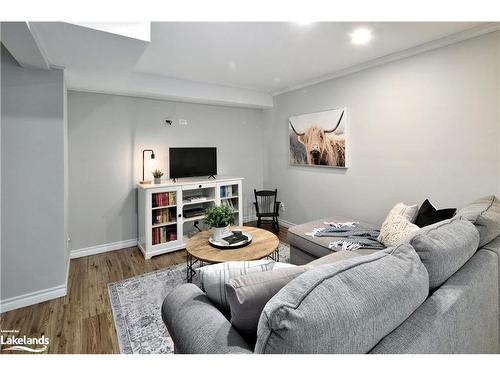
left=257, top=218, right=261, bottom=228
left=272, top=216, right=279, bottom=232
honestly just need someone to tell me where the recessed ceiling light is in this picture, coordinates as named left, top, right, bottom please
left=295, top=21, right=314, bottom=26
left=350, top=28, right=372, bottom=45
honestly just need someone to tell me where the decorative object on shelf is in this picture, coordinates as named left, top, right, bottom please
left=140, top=149, right=156, bottom=184
left=152, top=169, right=164, bottom=184
left=204, top=205, right=235, bottom=241
left=289, top=108, right=347, bottom=168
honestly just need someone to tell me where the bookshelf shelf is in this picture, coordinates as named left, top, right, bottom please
left=152, top=204, right=176, bottom=210
left=152, top=221, right=177, bottom=228
left=137, top=176, right=243, bottom=259
left=182, top=198, right=216, bottom=206
left=183, top=214, right=207, bottom=223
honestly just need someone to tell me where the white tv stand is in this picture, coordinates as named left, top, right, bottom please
left=137, top=176, right=243, bottom=259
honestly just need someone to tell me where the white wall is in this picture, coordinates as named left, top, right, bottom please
left=68, top=91, right=264, bottom=252
left=264, top=31, right=500, bottom=226
left=1, top=45, right=67, bottom=307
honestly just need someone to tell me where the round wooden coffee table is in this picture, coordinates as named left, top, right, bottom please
left=185, top=226, right=280, bottom=282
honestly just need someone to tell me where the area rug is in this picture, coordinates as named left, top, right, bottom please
left=108, top=243, right=290, bottom=354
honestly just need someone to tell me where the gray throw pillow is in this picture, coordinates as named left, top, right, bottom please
left=254, top=244, right=429, bottom=354
left=455, top=195, right=500, bottom=247
left=409, top=218, right=479, bottom=290
left=225, top=265, right=310, bottom=340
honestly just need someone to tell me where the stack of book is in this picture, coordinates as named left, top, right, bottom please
left=152, top=192, right=176, bottom=207
left=152, top=227, right=177, bottom=245
left=187, top=195, right=207, bottom=203
left=220, top=231, right=248, bottom=245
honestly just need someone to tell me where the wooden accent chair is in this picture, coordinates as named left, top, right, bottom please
left=253, top=189, right=281, bottom=232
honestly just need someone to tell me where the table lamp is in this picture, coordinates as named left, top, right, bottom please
left=140, top=149, right=155, bottom=184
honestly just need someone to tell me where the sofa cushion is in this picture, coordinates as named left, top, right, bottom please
left=225, top=250, right=363, bottom=341
left=385, top=202, right=419, bottom=222
left=225, top=265, right=310, bottom=341
left=197, top=260, right=276, bottom=310
left=414, top=199, right=456, bottom=228
left=307, top=250, right=362, bottom=266
left=378, top=213, right=419, bottom=247
left=455, top=195, right=500, bottom=247
left=287, top=216, right=381, bottom=260
left=254, top=244, right=429, bottom=354
left=409, top=218, right=479, bottom=290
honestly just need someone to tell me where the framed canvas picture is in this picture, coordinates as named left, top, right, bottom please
left=289, top=108, right=347, bottom=168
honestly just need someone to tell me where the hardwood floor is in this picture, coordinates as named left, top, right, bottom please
left=0, top=222, right=288, bottom=354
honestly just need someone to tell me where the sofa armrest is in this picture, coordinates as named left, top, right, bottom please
left=161, top=283, right=253, bottom=354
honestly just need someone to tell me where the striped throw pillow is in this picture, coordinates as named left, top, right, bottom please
left=197, top=260, right=276, bottom=311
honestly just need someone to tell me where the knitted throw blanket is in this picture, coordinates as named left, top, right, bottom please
left=306, top=222, right=385, bottom=251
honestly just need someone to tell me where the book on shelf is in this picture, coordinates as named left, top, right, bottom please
left=152, top=207, right=175, bottom=225
left=152, top=226, right=177, bottom=245
left=222, top=198, right=235, bottom=210
left=187, top=195, right=207, bottom=203
left=220, top=185, right=235, bottom=198
left=152, top=192, right=176, bottom=207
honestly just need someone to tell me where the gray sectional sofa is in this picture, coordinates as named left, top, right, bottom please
left=162, top=196, right=500, bottom=354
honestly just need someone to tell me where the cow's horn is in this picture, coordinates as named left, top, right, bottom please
left=289, top=121, right=305, bottom=136
left=324, top=110, right=344, bottom=133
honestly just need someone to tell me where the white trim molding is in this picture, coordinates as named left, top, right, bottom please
left=0, top=284, right=67, bottom=313
left=272, top=23, right=500, bottom=96
left=244, top=215, right=296, bottom=229
left=70, top=218, right=295, bottom=260
left=278, top=218, right=296, bottom=229
left=70, top=238, right=138, bottom=259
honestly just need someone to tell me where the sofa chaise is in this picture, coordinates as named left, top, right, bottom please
left=161, top=196, right=500, bottom=354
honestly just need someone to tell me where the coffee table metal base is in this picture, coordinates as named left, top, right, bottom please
left=186, top=248, right=280, bottom=283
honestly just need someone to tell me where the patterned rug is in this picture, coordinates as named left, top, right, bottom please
left=108, top=243, right=290, bottom=354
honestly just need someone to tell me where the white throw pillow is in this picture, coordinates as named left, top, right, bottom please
left=198, top=260, right=285, bottom=310
left=387, top=202, right=419, bottom=223
left=378, top=213, right=420, bottom=247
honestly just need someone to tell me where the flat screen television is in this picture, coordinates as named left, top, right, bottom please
left=169, top=147, right=217, bottom=179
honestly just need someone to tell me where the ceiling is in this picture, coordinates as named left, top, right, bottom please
left=22, top=21, right=499, bottom=107
left=136, top=22, right=483, bottom=92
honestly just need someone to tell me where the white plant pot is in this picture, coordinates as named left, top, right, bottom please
left=212, top=226, right=230, bottom=242
left=154, top=177, right=162, bottom=184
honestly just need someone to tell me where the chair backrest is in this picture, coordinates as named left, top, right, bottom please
left=254, top=189, right=277, bottom=215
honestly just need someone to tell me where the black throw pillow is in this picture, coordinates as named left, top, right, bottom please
left=415, top=199, right=456, bottom=228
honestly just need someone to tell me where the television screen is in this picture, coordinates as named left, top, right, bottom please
left=169, top=147, right=217, bottom=178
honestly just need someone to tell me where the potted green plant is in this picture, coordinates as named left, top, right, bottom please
left=204, top=205, right=235, bottom=241
left=152, top=169, right=164, bottom=184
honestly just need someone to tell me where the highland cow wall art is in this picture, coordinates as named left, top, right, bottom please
left=289, top=108, right=347, bottom=168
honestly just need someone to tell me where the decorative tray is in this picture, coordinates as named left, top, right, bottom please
left=208, top=232, right=253, bottom=249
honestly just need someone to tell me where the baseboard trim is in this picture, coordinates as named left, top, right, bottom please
left=0, top=284, right=67, bottom=313
left=244, top=215, right=295, bottom=228
left=279, top=218, right=296, bottom=228
left=70, top=238, right=138, bottom=259
left=70, top=218, right=294, bottom=260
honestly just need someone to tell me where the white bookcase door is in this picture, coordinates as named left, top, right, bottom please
left=148, top=186, right=183, bottom=252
